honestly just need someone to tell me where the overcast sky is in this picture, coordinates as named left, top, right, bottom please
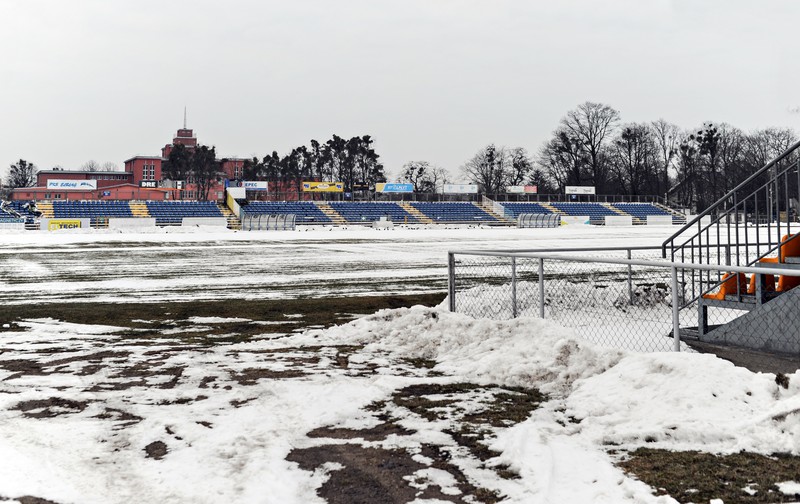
left=1, top=0, right=799, bottom=182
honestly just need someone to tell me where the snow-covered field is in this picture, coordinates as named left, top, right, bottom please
left=1, top=225, right=798, bottom=503
left=0, top=225, right=673, bottom=305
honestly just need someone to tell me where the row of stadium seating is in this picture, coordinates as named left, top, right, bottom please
left=1, top=200, right=682, bottom=226
left=329, top=202, right=419, bottom=224
left=501, top=202, right=679, bottom=224
left=145, top=201, right=223, bottom=225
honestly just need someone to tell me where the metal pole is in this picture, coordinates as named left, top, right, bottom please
left=448, top=253, right=456, bottom=312
left=627, top=249, right=633, bottom=305
left=671, top=266, right=681, bottom=352
left=511, top=257, right=517, bottom=318
left=538, top=258, right=545, bottom=318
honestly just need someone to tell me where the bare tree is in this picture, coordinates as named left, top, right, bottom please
left=611, top=124, right=658, bottom=196
left=650, top=119, right=680, bottom=196
left=101, top=161, right=119, bottom=172
left=81, top=160, right=100, bottom=172
left=537, top=129, right=587, bottom=191
left=560, top=102, right=620, bottom=192
left=716, top=123, right=746, bottom=194
left=5, top=159, right=37, bottom=189
left=461, top=144, right=506, bottom=194
left=400, top=161, right=435, bottom=193
left=506, top=147, right=533, bottom=187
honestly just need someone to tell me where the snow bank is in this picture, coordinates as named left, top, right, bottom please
left=303, top=306, right=800, bottom=455
left=302, top=306, right=624, bottom=395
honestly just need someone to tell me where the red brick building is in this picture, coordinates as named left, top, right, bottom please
left=11, top=126, right=244, bottom=202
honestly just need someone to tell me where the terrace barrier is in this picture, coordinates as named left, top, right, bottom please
left=447, top=246, right=800, bottom=372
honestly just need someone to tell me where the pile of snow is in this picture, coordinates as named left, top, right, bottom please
left=304, top=306, right=624, bottom=395
left=303, top=306, right=800, bottom=455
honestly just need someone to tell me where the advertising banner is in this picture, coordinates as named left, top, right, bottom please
left=140, top=181, right=158, bottom=188
left=507, top=185, right=539, bottom=194
left=47, top=219, right=83, bottom=230
left=443, top=184, right=478, bottom=194
left=565, top=185, right=596, bottom=195
left=302, top=181, right=344, bottom=192
left=46, top=180, right=97, bottom=190
left=244, top=181, right=268, bottom=191
left=376, top=183, right=413, bottom=193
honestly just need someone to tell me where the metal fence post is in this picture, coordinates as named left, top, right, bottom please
left=627, top=248, right=633, bottom=305
left=538, top=258, right=545, bottom=318
left=671, top=265, right=681, bottom=352
left=448, top=252, right=456, bottom=312
left=511, top=257, right=517, bottom=318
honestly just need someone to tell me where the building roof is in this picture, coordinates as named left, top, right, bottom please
left=124, top=156, right=166, bottom=163
left=37, top=170, right=132, bottom=175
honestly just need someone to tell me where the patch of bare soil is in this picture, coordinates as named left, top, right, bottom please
left=292, top=382, right=544, bottom=503
left=231, top=367, right=307, bottom=384
left=0, top=293, right=447, bottom=340
left=307, top=421, right=415, bottom=442
left=0, top=496, right=63, bottom=504
left=144, top=441, right=168, bottom=460
left=13, top=398, right=88, bottom=418
left=618, top=448, right=800, bottom=503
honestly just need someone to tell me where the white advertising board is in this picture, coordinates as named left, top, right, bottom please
left=646, top=215, right=673, bottom=226
left=182, top=217, right=228, bottom=227
left=605, top=215, right=633, bottom=226
left=244, top=181, right=268, bottom=191
left=560, top=216, right=591, bottom=225
left=443, top=184, right=478, bottom=194
left=565, top=186, right=595, bottom=195
left=109, top=218, right=157, bottom=230
left=46, top=180, right=97, bottom=190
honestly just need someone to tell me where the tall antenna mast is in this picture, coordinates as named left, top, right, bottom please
left=183, top=106, right=187, bottom=129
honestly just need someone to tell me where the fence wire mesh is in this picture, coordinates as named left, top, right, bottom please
left=450, top=248, right=800, bottom=373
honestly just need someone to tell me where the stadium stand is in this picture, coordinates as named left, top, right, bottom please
left=550, top=202, right=616, bottom=224
left=52, top=201, right=133, bottom=225
left=144, top=201, right=223, bottom=225
left=611, top=202, right=683, bottom=224
left=329, top=202, right=419, bottom=224
left=500, top=202, right=555, bottom=218
left=7, top=201, right=40, bottom=218
left=410, top=202, right=501, bottom=223
left=240, top=201, right=332, bottom=224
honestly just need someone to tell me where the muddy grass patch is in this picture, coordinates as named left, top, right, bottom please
left=13, top=398, right=88, bottom=418
left=618, top=448, right=800, bottom=503
left=0, top=294, right=446, bottom=340
left=287, top=444, right=501, bottom=504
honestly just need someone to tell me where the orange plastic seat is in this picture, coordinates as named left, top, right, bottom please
left=747, top=273, right=775, bottom=294
left=703, top=272, right=748, bottom=300
left=777, top=274, right=800, bottom=292
left=756, top=234, right=800, bottom=292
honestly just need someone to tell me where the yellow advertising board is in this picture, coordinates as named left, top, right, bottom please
left=302, top=181, right=344, bottom=192
left=48, top=219, right=82, bottom=231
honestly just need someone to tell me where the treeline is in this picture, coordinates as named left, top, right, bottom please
left=240, top=134, right=386, bottom=191
left=454, top=102, right=797, bottom=211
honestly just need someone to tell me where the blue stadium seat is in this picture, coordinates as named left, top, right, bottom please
left=410, top=202, right=500, bottom=223
left=328, top=202, right=419, bottom=224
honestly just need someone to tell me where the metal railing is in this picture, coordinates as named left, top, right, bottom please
left=663, top=140, right=800, bottom=299
left=447, top=247, right=800, bottom=364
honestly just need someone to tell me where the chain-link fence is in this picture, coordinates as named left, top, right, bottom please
left=448, top=247, right=800, bottom=373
